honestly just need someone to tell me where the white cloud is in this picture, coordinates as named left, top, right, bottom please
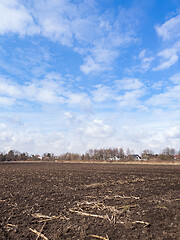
left=32, top=0, right=99, bottom=47
left=115, top=78, right=144, bottom=90
left=125, top=49, right=154, bottom=73
left=165, top=126, right=180, bottom=139
left=0, top=0, right=139, bottom=74
left=91, top=84, right=114, bottom=103
left=80, top=48, right=118, bottom=74
left=80, top=56, right=107, bottom=74
left=82, top=119, right=113, bottom=138
left=155, top=14, right=180, bottom=41
left=147, top=84, right=180, bottom=108
left=0, top=123, right=69, bottom=154
left=64, top=112, right=73, bottom=120
left=72, top=17, right=100, bottom=43
left=0, top=0, right=39, bottom=35
left=0, top=75, right=65, bottom=104
left=0, top=115, right=114, bottom=154
left=154, top=14, right=180, bottom=71
left=138, top=49, right=146, bottom=59
left=90, top=78, right=145, bottom=106
left=170, top=73, right=180, bottom=84
left=79, top=6, right=138, bottom=74
left=38, top=15, right=73, bottom=47
left=90, top=78, right=145, bottom=109
left=34, top=1, right=138, bottom=73
left=116, top=88, right=145, bottom=109
left=0, top=74, right=93, bottom=110
left=64, top=111, right=78, bottom=127
left=0, top=77, right=21, bottom=97
left=138, top=49, right=154, bottom=71
left=153, top=47, right=179, bottom=71
left=151, top=81, right=164, bottom=89
left=0, top=109, right=180, bottom=155
left=66, top=92, right=91, bottom=108
left=0, top=96, right=15, bottom=106
left=36, top=88, right=59, bottom=104
left=119, top=118, right=180, bottom=153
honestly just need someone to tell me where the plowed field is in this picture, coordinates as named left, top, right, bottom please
left=0, top=163, right=179, bottom=239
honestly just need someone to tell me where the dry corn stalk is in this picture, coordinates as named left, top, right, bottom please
left=133, top=220, right=150, bottom=226
left=39, top=216, right=65, bottom=222
left=29, top=227, right=48, bottom=240
left=32, top=213, right=52, bottom=219
left=104, top=195, right=139, bottom=200
left=36, top=222, right=46, bottom=240
left=69, top=209, right=107, bottom=220
left=89, top=234, right=109, bottom=240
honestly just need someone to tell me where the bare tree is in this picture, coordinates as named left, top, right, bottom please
left=160, top=147, right=176, bottom=160
left=6, top=150, right=15, bottom=161
left=141, top=149, right=154, bottom=160
left=163, top=147, right=175, bottom=156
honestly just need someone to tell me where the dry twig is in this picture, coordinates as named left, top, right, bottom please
left=32, top=213, right=67, bottom=222
left=36, top=222, right=46, bottom=240
left=89, top=234, right=109, bottom=240
left=104, top=195, right=139, bottom=200
left=5, top=223, right=18, bottom=232
left=39, top=216, right=66, bottom=222
left=133, top=220, right=150, bottom=226
left=84, top=182, right=106, bottom=188
left=117, top=220, right=125, bottom=224
left=69, top=209, right=107, bottom=220
left=29, top=227, right=48, bottom=240
left=32, top=213, right=52, bottom=219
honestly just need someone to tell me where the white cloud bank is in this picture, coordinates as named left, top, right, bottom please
left=1, top=112, right=180, bottom=155
left=153, top=42, right=180, bottom=71
left=0, top=74, right=147, bottom=111
left=0, top=69, right=180, bottom=154
left=82, top=119, right=113, bottom=138
left=0, top=0, right=39, bottom=35
left=0, top=0, right=138, bottom=74
left=154, top=14, right=180, bottom=70
left=170, top=73, right=180, bottom=84
left=155, top=14, right=180, bottom=41
left=0, top=74, right=91, bottom=108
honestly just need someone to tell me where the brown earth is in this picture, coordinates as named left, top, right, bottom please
left=0, top=163, right=179, bottom=240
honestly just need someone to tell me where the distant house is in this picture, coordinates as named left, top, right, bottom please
left=35, top=155, right=42, bottom=160
left=174, top=155, right=180, bottom=160
left=107, top=156, right=121, bottom=161
left=132, top=154, right=142, bottom=160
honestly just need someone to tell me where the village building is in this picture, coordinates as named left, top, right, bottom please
left=174, top=155, right=180, bottom=160
left=131, top=154, right=142, bottom=160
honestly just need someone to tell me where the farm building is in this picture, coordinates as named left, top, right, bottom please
left=132, top=154, right=142, bottom=160
left=174, top=155, right=180, bottom=160
left=107, top=156, right=121, bottom=161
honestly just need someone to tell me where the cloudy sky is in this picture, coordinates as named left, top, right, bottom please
left=0, top=0, right=180, bottom=155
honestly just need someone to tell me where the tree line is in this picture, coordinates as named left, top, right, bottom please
left=0, top=147, right=180, bottom=162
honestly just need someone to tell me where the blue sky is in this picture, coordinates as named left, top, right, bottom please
left=0, top=0, right=180, bottom=155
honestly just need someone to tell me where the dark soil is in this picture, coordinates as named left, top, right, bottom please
left=0, top=163, right=179, bottom=240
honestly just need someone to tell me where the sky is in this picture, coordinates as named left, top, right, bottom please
left=0, top=0, right=180, bottom=155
